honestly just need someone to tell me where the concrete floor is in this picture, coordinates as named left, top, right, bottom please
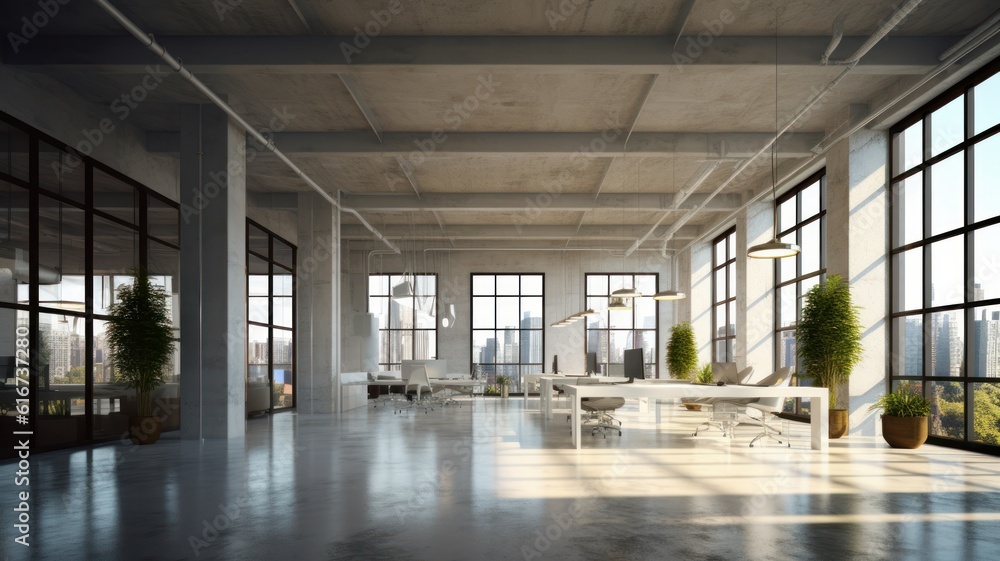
left=3, top=398, right=1000, bottom=561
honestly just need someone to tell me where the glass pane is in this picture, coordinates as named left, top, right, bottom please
left=415, top=274, right=436, bottom=296
left=929, top=310, right=963, bottom=377
left=92, top=214, right=138, bottom=302
left=522, top=330, right=542, bottom=363
left=975, top=223, right=1000, bottom=302
left=727, top=262, right=736, bottom=299
left=894, top=121, right=923, bottom=176
left=414, top=329, right=435, bottom=360
left=0, top=182, right=30, bottom=305
left=801, top=182, right=819, bottom=219
left=635, top=274, right=656, bottom=296
left=587, top=297, right=608, bottom=326
left=394, top=298, right=414, bottom=330
left=728, top=301, right=736, bottom=337
left=974, top=73, right=1000, bottom=135
left=92, top=318, right=136, bottom=438
left=0, top=119, right=30, bottom=181
left=39, top=143, right=85, bottom=203
left=248, top=224, right=269, bottom=257
left=521, top=274, right=543, bottom=296
left=496, top=296, right=519, bottom=329
left=714, top=239, right=725, bottom=267
left=777, top=330, right=796, bottom=369
left=37, top=312, right=87, bottom=447
left=473, top=330, right=495, bottom=370
left=778, top=197, right=796, bottom=232
left=274, top=297, right=293, bottom=328
left=971, top=383, right=1000, bottom=445
left=608, top=307, right=632, bottom=329
left=472, top=274, right=494, bottom=295
left=609, top=331, right=628, bottom=364
left=893, top=173, right=923, bottom=248
left=800, top=220, right=820, bottom=274
left=496, top=275, right=519, bottom=295
left=93, top=168, right=137, bottom=225
left=148, top=195, right=179, bottom=245
left=472, top=297, right=495, bottom=329
left=930, top=237, right=963, bottom=307
left=727, top=232, right=735, bottom=261
left=634, top=297, right=656, bottom=329
left=495, top=328, right=516, bottom=363
left=369, top=274, right=389, bottom=296
left=369, top=296, right=388, bottom=331
left=930, top=153, right=964, bottom=236
left=714, top=305, right=726, bottom=339
left=929, top=96, right=964, bottom=158
left=893, top=248, right=923, bottom=312
left=273, top=239, right=294, bottom=269
left=929, top=381, right=964, bottom=439
left=147, top=241, right=180, bottom=333
left=972, top=305, right=1000, bottom=377
left=892, top=315, right=923, bottom=377
left=414, top=297, right=435, bottom=329
left=609, top=275, right=626, bottom=293
left=587, top=274, right=608, bottom=295
left=974, top=134, right=1000, bottom=223
left=521, top=297, right=543, bottom=325
left=714, top=268, right=726, bottom=302
left=38, top=197, right=87, bottom=313
left=249, top=296, right=268, bottom=324
left=274, top=274, right=292, bottom=297
left=779, top=284, right=796, bottom=328
left=272, top=329, right=293, bottom=409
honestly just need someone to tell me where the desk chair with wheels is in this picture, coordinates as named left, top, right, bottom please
left=395, top=366, right=434, bottom=414
left=689, top=364, right=754, bottom=436
left=564, top=378, right=626, bottom=438
left=744, top=366, right=793, bottom=447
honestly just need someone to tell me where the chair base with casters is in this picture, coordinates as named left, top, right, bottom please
left=747, top=411, right=790, bottom=447
left=395, top=366, right=434, bottom=414
left=744, top=365, right=794, bottom=447
left=579, top=397, right=625, bottom=438
left=685, top=364, right=755, bottom=436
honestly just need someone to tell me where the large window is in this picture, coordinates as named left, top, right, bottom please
left=247, top=220, right=296, bottom=414
left=774, top=171, right=826, bottom=415
left=369, top=273, right=437, bottom=370
left=584, top=273, right=658, bottom=377
left=712, top=228, right=737, bottom=362
left=0, top=112, right=180, bottom=457
left=890, top=61, right=1000, bottom=452
left=472, top=274, right=543, bottom=393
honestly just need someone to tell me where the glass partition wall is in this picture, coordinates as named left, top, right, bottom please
left=247, top=220, right=296, bottom=415
left=0, top=112, right=180, bottom=457
left=890, top=60, right=1000, bottom=453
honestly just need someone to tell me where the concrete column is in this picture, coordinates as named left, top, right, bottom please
left=826, top=125, right=890, bottom=436
left=296, top=193, right=338, bottom=413
left=179, top=104, right=247, bottom=440
left=738, top=199, right=776, bottom=377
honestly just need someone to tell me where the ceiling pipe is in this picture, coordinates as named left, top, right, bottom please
left=678, top=17, right=1000, bottom=256
left=92, top=0, right=399, bottom=254
left=657, top=0, right=927, bottom=257
left=937, top=7, right=1000, bottom=61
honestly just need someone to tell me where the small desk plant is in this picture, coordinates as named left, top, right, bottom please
left=869, top=386, right=930, bottom=449
left=495, top=375, right=510, bottom=398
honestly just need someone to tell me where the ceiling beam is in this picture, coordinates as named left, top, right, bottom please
left=339, top=223, right=701, bottom=240
left=148, top=131, right=825, bottom=158
left=6, top=35, right=956, bottom=75
left=250, top=192, right=742, bottom=212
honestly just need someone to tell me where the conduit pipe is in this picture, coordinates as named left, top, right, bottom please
left=656, top=0, right=927, bottom=257
left=93, top=0, right=400, bottom=254
left=677, top=16, right=1000, bottom=257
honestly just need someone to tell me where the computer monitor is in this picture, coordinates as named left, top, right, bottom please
left=623, top=348, right=645, bottom=380
left=585, top=352, right=600, bottom=375
left=551, top=355, right=559, bottom=374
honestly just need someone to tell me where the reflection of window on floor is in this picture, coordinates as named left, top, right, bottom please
left=471, top=274, right=544, bottom=393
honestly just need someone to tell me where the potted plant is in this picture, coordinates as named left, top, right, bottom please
left=796, top=274, right=863, bottom=439
left=495, top=375, right=510, bottom=399
left=107, top=267, right=176, bottom=445
left=869, top=387, right=930, bottom=448
left=667, top=322, right=698, bottom=381
left=684, top=363, right=714, bottom=411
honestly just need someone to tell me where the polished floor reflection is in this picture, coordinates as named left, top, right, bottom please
left=2, top=398, right=1000, bottom=560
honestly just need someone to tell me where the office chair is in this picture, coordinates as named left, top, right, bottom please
left=689, top=364, right=754, bottom=436
left=745, top=366, right=793, bottom=447
left=395, top=366, right=434, bottom=414
left=373, top=373, right=404, bottom=409
left=581, top=396, right=626, bottom=438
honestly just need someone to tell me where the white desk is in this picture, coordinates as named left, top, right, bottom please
left=564, top=382, right=829, bottom=451
left=540, top=374, right=626, bottom=419
left=345, top=376, right=486, bottom=401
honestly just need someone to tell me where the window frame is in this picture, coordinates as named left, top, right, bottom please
left=470, top=273, right=545, bottom=394
left=367, top=273, right=438, bottom=371
left=583, top=272, right=659, bottom=378
left=711, top=227, right=737, bottom=362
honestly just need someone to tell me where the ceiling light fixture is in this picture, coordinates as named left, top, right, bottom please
left=748, top=11, right=800, bottom=260
left=607, top=296, right=632, bottom=311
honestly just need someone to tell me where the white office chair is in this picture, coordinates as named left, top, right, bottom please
left=745, top=366, right=794, bottom=447
left=395, top=366, right=434, bottom=414
left=689, top=364, right=754, bottom=437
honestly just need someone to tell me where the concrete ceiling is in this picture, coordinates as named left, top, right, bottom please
left=2, top=0, right=998, bottom=251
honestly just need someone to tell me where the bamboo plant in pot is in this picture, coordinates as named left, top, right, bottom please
left=667, top=322, right=698, bottom=381
left=869, top=386, right=930, bottom=449
left=496, top=375, right=510, bottom=399
left=796, top=275, right=864, bottom=439
left=107, top=267, right=176, bottom=445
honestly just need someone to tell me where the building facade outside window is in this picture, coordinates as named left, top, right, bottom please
left=890, top=60, right=1000, bottom=451
left=471, top=274, right=543, bottom=393
left=368, top=273, right=437, bottom=370
left=712, top=228, right=737, bottom=362
left=584, top=273, right=658, bottom=377
left=774, top=170, right=827, bottom=416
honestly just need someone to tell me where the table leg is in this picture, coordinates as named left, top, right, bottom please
left=544, top=379, right=553, bottom=419
left=572, top=394, right=581, bottom=450
left=654, top=398, right=661, bottom=425
left=812, top=393, right=829, bottom=450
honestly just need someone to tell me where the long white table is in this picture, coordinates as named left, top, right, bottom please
left=539, top=374, right=628, bottom=419
left=563, top=381, right=829, bottom=450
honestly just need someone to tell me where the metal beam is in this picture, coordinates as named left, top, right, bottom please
left=339, top=223, right=701, bottom=240
left=6, top=35, right=955, bottom=75
left=148, top=131, right=825, bottom=158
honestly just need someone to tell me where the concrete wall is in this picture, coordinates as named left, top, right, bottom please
left=341, top=247, right=682, bottom=378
